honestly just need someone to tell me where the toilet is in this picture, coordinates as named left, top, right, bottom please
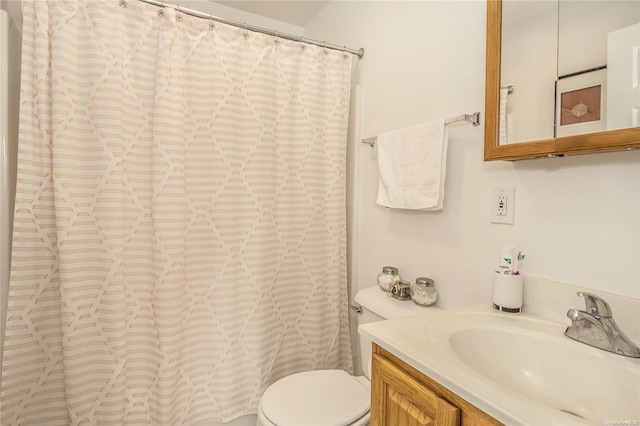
left=257, top=286, right=429, bottom=426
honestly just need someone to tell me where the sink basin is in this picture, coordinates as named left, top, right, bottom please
left=425, top=311, right=640, bottom=424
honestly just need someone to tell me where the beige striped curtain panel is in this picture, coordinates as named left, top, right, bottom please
left=0, top=1, right=353, bottom=424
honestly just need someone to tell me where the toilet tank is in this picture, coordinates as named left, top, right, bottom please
left=354, top=286, right=433, bottom=379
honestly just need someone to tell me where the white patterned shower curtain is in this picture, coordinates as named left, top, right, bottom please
left=0, top=1, right=353, bottom=424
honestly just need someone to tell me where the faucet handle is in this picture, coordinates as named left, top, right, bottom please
left=577, top=292, right=612, bottom=318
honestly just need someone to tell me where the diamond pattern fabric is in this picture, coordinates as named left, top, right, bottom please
left=0, top=1, right=353, bottom=424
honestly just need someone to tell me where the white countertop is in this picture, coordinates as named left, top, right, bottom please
left=358, top=304, right=640, bottom=425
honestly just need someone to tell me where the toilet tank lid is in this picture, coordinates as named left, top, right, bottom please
left=260, top=370, right=369, bottom=426
left=354, top=286, right=436, bottom=319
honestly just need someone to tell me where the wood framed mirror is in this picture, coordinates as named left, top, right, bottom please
left=484, top=0, right=640, bottom=161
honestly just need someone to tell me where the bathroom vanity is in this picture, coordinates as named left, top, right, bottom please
left=371, top=344, right=502, bottom=426
left=360, top=280, right=640, bottom=426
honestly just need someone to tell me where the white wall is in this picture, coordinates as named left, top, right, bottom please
left=165, top=0, right=305, bottom=35
left=305, top=1, right=640, bottom=312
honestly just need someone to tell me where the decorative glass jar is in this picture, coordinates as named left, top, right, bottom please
left=410, top=277, right=438, bottom=306
left=377, top=266, right=401, bottom=291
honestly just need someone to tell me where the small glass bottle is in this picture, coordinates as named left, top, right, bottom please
left=377, top=266, right=401, bottom=292
left=388, top=280, right=412, bottom=300
left=411, top=277, right=438, bottom=306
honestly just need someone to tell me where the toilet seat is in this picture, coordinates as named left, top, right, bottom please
left=258, top=370, right=370, bottom=426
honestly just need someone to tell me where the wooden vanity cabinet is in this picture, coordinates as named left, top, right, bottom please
left=370, top=344, right=504, bottom=426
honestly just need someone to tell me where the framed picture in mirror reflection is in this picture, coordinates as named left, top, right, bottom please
left=556, top=68, right=607, bottom=137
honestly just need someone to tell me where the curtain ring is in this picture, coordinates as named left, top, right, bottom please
left=158, top=0, right=165, bottom=16
left=209, top=13, right=215, bottom=29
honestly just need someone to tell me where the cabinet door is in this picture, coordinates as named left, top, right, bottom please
left=371, top=353, right=460, bottom=426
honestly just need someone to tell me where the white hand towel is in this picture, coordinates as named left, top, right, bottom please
left=376, top=119, right=448, bottom=210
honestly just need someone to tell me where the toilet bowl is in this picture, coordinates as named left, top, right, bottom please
left=256, top=286, right=429, bottom=426
left=257, top=369, right=371, bottom=426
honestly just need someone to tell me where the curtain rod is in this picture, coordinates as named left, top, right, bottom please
left=136, top=0, right=365, bottom=59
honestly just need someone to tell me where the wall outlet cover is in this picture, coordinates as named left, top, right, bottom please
left=491, top=187, right=515, bottom=224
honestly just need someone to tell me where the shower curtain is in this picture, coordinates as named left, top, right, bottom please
left=0, top=1, right=353, bottom=424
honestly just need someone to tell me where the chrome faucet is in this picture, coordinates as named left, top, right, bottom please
left=565, top=292, right=640, bottom=358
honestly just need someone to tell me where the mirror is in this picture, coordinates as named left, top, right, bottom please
left=484, top=0, right=640, bottom=161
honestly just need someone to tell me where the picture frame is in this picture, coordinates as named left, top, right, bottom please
left=555, top=68, right=607, bottom=137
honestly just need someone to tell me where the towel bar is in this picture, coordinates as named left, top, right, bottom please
left=361, top=112, right=480, bottom=147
